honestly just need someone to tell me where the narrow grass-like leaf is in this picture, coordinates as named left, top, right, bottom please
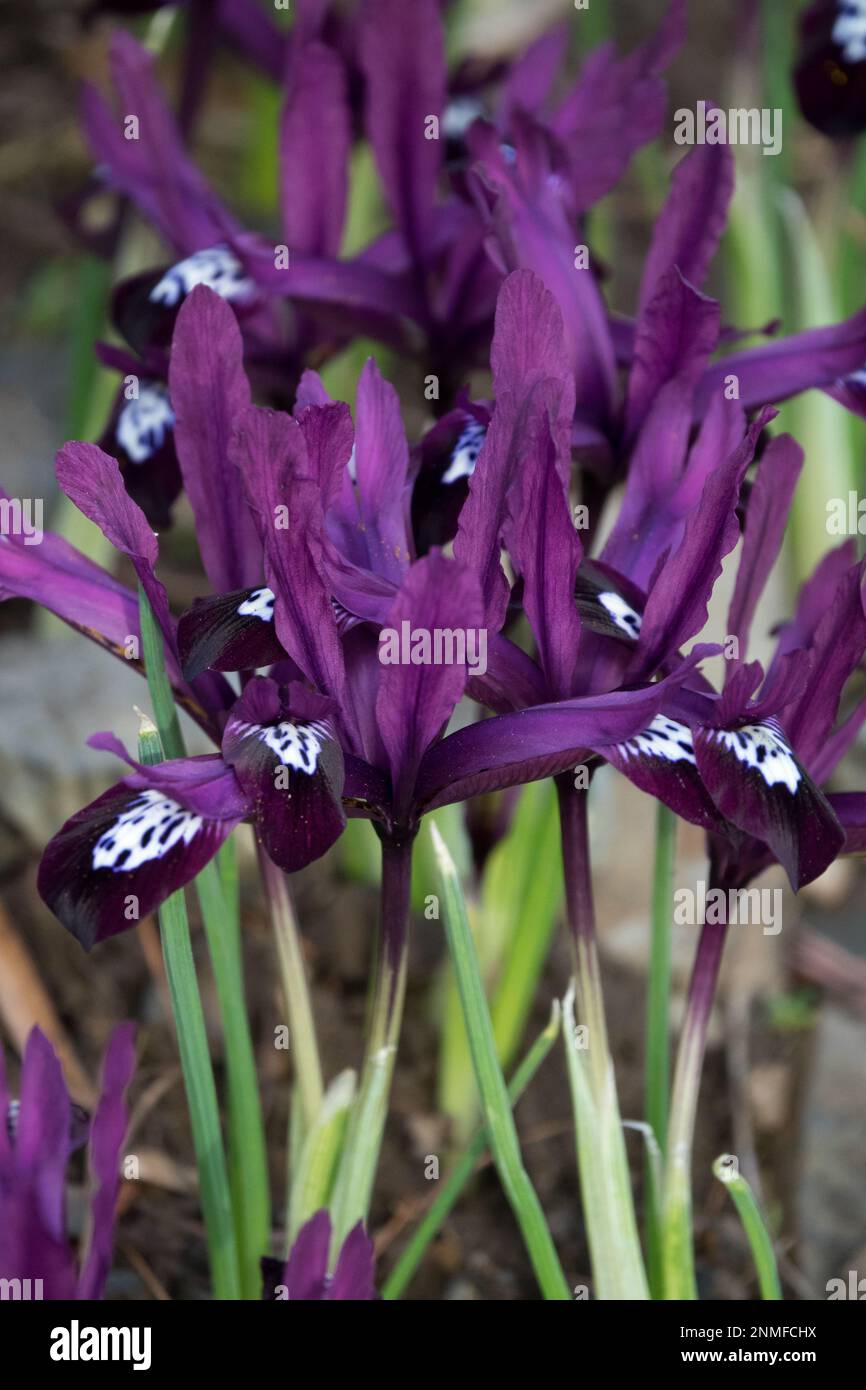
left=645, top=802, right=675, bottom=1294
left=138, top=586, right=269, bottom=1298
left=138, top=717, right=240, bottom=1299
left=713, top=1154, right=782, bottom=1300
left=431, top=824, right=570, bottom=1301
left=563, top=984, right=649, bottom=1300
left=382, top=1003, right=561, bottom=1301
left=288, top=1069, right=356, bottom=1242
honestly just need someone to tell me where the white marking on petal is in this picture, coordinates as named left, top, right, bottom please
left=598, top=591, right=642, bottom=639
left=149, top=245, right=256, bottom=308
left=237, top=587, right=275, bottom=622
left=835, top=2, right=866, bottom=63
left=442, top=420, right=487, bottom=485
left=93, top=790, right=203, bottom=872
left=713, top=722, right=802, bottom=794
left=116, top=382, right=175, bottom=464
left=617, top=715, right=696, bottom=765
left=442, top=95, right=484, bottom=142
left=347, top=444, right=358, bottom=483
left=236, top=720, right=329, bottom=775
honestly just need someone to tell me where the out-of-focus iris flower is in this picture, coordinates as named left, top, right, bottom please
left=795, top=0, right=866, bottom=135
left=0, top=1026, right=135, bottom=1300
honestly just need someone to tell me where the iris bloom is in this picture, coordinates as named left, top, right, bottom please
left=31, top=281, right=714, bottom=958
left=0, top=1025, right=135, bottom=1300
left=77, top=0, right=692, bottom=526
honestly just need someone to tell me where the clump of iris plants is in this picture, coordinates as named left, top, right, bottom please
left=3, top=0, right=866, bottom=1303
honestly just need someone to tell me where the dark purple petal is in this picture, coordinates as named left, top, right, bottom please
left=98, top=377, right=181, bottom=530
left=602, top=393, right=745, bottom=592
left=78, top=1022, right=136, bottom=1300
left=625, top=268, right=720, bottom=444
left=777, top=556, right=866, bottom=775
left=634, top=409, right=773, bottom=676
left=694, top=718, right=844, bottom=890
left=17, top=1030, right=72, bottom=1243
left=595, top=714, right=729, bottom=834
left=376, top=552, right=485, bottom=818
left=38, top=778, right=241, bottom=950
left=358, top=0, right=445, bottom=265
left=637, top=142, right=734, bottom=316
left=347, top=358, right=413, bottom=583
left=470, top=124, right=616, bottom=428
left=328, top=1222, right=376, bottom=1300
left=550, top=0, right=685, bottom=210
left=830, top=791, right=866, bottom=853
left=695, top=305, right=866, bottom=415
left=231, top=405, right=346, bottom=701
left=178, top=586, right=286, bottom=679
left=454, top=271, right=573, bottom=630
left=81, top=32, right=239, bottom=254
left=280, top=41, right=349, bottom=258
left=795, top=0, right=866, bottom=136
left=236, top=236, right=424, bottom=350
left=296, top=400, right=355, bottom=510
left=496, top=23, right=567, bottom=126
left=169, top=286, right=261, bottom=593
left=55, top=441, right=174, bottom=655
left=416, top=648, right=718, bottom=810
left=87, top=735, right=250, bottom=818
left=771, top=540, right=857, bottom=662
left=283, top=1209, right=330, bottom=1300
left=410, top=408, right=488, bottom=554
left=726, top=434, right=803, bottom=662
left=222, top=678, right=345, bottom=872
left=574, top=561, right=644, bottom=646
left=503, top=393, right=582, bottom=699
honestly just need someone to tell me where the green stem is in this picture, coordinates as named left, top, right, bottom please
left=258, top=847, right=324, bottom=1138
left=329, top=831, right=412, bottom=1254
left=556, top=778, right=649, bottom=1299
left=646, top=803, right=676, bottom=1296
left=662, top=910, right=729, bottom=1299
left=713, top=1156, right=782, bottom=1300
left=431, top=824, right=570, bottom=1301
left=382, top=1003, right=561, bottom=1301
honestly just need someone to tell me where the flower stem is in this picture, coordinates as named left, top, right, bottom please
left=555, top=777, right=649, bottom=1299
left=555, top=778, right=608, bottom=1073
left=646, top=802, right=676, bottom=1296
left=258, top=847, right=324, bottom=1138
left=662, top=906, right=729, bottom=1299
left=329, top=829, right=413, bottom=1251
left=138, top=586, right=268, bottom=1297
left=432, top=824, right=570, bottom=1300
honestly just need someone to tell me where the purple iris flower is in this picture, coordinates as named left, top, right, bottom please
left=469, top=90, right=866, bottom=479
left=261, top=1211, right=376, bottom=1301
left=31, top=283, right=717, bottom=954
left=78, top=0, right=690, bottom=520
left=593, top=451, right=866, bottom=893
left=0, top=1025, right=135, bottom=1300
